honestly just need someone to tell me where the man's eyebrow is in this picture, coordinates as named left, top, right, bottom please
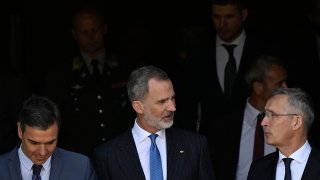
left=27, top=138, right=57, bottom=144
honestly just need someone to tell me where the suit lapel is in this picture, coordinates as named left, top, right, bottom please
left=269, top=152, right=278, bottom=180
left=166, top=129, right=186, bottom=179
left=117, top=130, right=145, bottom=179
left=302, top=149, right=320, bottom=180
left=8, top=147, right=23, bottom=180
left=49, top=148, right=63, bottom=180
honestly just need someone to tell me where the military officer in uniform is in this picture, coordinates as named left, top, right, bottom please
left=45, top=5, right=133, bottom=158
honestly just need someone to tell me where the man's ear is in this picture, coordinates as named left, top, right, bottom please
left=17, top=122, right=23, bottom=139
left=292, top=115, right=303, bottom=130
left=253, top=81, right=263, bottom=95
left=132, top=101, right=144, bottom=114
left=241, top=9, right=248, bottom=22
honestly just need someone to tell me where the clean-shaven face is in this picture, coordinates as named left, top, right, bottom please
left=18, top=122, right=58, bottom=165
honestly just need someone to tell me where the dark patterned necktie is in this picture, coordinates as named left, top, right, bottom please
left=253, top=112, right=265, bottom=160
left=32, top=164, right=42, bottom=180
left=222, top=44, right=237, bottom=97
left=91, top=59, right=101, bottom=82
left=283, top=158, right=293, bottom=180
left=149, top=134, right=163, bottom=180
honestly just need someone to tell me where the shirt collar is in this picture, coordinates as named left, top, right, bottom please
left=18, top=144, right=52, bottom=171
left=278, top=140, right=311, bottom=163
left=81, top=49, right=106, bottom=68
left=132, top=119, right=165, bottom=144
left=244, top=98, right=261, bottom=127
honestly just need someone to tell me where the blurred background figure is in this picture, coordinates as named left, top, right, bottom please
left=45, top=2, right=133, bottom=158
left=174, top=0, right=277, bottom=135
left=215, top=55, right=287, bottom=180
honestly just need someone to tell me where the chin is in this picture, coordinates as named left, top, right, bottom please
left=161, top=121, right=174, bottom=129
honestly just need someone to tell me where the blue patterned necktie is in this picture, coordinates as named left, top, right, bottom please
left=32, top=164, right=42, bottom=180
left=149, top=134, right=163, bottom=180
left=283, top=158, right=293, bottom=180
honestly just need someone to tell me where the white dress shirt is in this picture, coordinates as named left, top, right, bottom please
left=276, top=141, right=311, bottom=180
left=18, top=145, right=51, bottom=180
left=236, top=99, right=276, bottom=180
left=216, top=30, right=246, bottom=92
left=132, top=120, right=167, bottom=180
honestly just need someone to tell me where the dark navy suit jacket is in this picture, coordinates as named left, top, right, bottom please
left=248, top=149, right=320, bottom=180
left=0, top=146, right=97, bottom=180
left=93, top=127, right=215, bottom=180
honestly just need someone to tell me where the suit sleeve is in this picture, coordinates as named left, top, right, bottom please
left=247, top=161, right=255, bottom=180
left=85, top=156, right=98, bottom=180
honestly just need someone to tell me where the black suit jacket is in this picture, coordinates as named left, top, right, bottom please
left=45, top=53, right=133, bottom=157
left=93, top=128, right=215, bottom=180
left=174, top=32, right=272, bottom=179
left=216, top=102, right=247, bottom=180
left=174, top=31, right=272, bottom=132
left=247, top=149, right=320, bottom=180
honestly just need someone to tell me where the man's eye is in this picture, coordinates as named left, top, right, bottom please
left=46, top=141, right=55, bottom=145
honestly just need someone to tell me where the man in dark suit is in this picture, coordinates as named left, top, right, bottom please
left=93, top=66, right=215, bottom=180
left=174, top=0, right=276, bottom=132
left=45, top=4, right=133, bottom=157
left=0, top=96, right=97, bottom=179
left=174, top=0, right=279, bottom=176
left=248, top=88, right=320, bottom=180
left=216, top=55, right=287, bottom=180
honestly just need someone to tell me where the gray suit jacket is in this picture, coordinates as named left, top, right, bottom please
left=93, top=127, right=215, bottom=180
left=0, top=146, right=97, bottom=180
left=247, top=149, right=320, bottom=180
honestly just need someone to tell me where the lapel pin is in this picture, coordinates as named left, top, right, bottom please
left=179, top=150, right=184, bottom=154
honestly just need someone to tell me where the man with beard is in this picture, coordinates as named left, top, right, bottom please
left=93, top=65, right=215, bottom=180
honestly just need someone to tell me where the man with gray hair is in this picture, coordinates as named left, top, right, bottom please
left=94, top=65, right=215, bottom=180
left=248, top=88, right=320, bottom=180
left=215, top=55, right=287, bottom=180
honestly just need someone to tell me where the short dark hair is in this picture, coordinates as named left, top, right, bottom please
left=210, top=0, right=247, bottom=10
left=19, top=96, right=61, bottom=132
left=71, top=4, right=106, bottom=29
left=127, top=65, right=170, bottom=102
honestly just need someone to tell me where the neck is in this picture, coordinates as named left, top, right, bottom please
left=278, top=136, right=307, bottom=157
left=248, top=95, right=265, bottom=112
